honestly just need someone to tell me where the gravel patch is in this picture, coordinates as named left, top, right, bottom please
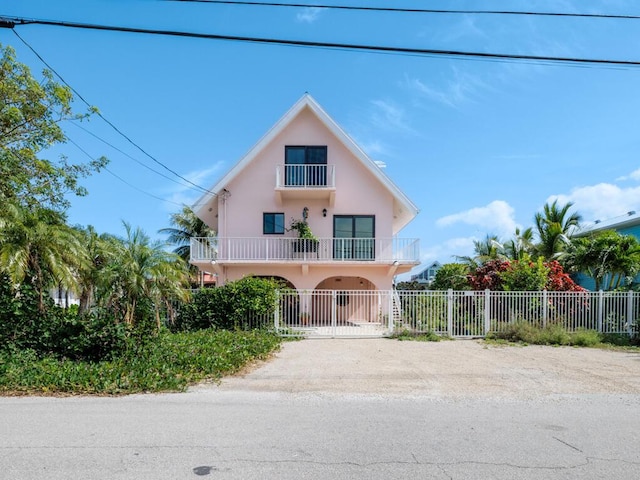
left=204, top=339, right=640, bottom=399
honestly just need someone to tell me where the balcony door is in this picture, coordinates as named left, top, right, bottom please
left=333, top=215, right=375, bottom=260
left=285, top=146, right=327, bottom=186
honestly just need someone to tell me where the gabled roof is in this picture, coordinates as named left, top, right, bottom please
left=193, top=94, right=419, bottom=232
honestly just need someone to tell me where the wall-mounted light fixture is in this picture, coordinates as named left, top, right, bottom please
left=303, top=206, right=309, bottom=220
left=322, top=208, right=327, bottom=217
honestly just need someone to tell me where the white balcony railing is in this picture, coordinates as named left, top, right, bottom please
left=275, top=164, right=336, bottom=188
left=190, top=237, right=420, bottom=263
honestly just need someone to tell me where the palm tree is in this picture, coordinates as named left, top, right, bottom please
left=159, top=205, right=215, bottom=262
left=102, top=222, right=190, bottom=326
left=534, top=200, right=581, bottom=260
left=504, top=227, right=535, bottom=261
left=456, top=234, right=506, bottom=268
left=564, top=231, right=640, bottom=290
left=74, top=225, right=121, bottom=314
left=0, top=203, right=87, bottom=312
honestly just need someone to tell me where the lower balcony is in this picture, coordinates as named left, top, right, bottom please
left=190, top=237, right=420, bottom=264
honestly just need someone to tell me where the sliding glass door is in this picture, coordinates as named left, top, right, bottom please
left=333, top=215, right=375, bottom=260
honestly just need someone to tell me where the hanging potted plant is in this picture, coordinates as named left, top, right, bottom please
left=289, top=218, right=319, bottom=253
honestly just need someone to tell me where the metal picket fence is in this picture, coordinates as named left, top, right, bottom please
left=395, top=289, right=639, bottom=338
left=175, top=288, right=640, bottom=338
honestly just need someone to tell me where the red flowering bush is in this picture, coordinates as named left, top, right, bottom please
left=468, top=260, right=511, bottom=290
left=467, top=258, right=586, bottom=292
left=545, top=260, right=586, bottom=292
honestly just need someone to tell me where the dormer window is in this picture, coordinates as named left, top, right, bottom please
left=285, top=146, right=327, bottom=186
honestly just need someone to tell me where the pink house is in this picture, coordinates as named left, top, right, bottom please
left=190, top=94, right=420, bottom=293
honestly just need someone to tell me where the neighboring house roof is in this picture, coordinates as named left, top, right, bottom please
left=575, top=210, right=640, bottom=237
left=411, top=261, right=442, bottom=281
left=193, top=93, right=419, bottom=233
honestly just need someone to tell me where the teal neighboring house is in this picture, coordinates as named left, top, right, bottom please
left=573, top=210, right=640, bottom=290
left=410, top=261, right=442, bottom=285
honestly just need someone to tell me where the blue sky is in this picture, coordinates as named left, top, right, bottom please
left=2, top=0, right=640, bottom=277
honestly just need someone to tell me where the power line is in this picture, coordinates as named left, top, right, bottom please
left=167, top=0, right=640, bottom=20
left=9, top=28, right=214, bottom=196
left=66, top=136, right=186, bottom=207
left=67, top=120, right=202, bottom=192
left=2, top=15, right=639, bottom=68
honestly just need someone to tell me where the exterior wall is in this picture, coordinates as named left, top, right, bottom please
left=214, top=106, right=398, bottom=290
left=218, top=108, right=394, bottom=240
left=219, top=264, right=396, bottom=290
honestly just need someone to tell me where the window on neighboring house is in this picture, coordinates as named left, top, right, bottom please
left=285, top=146, right=327, bottom=186
left=263, top=213, right=285, bottom=234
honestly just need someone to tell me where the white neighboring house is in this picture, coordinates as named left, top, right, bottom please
left=50, top=287, right=80, bottom=308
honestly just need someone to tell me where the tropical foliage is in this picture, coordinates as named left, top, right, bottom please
left=444, top=199, right=640, bottom=291
left=563, top=230, right=640, bottom=291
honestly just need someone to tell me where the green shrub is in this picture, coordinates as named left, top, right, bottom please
left=0, top=329, right=282, bottom=395
left=174, top=277, right=279, bottom=332
left=0, top=277, right=128, bottom=362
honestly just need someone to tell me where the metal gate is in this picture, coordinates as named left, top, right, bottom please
left=275, top=289, right=395, bottom=338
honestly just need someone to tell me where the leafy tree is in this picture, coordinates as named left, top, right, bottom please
left=430, top=263, right=471, bottom=290
left=534, top=200, right=581, bottom=260
left=563, top=230, right=640, bottom=290
left=0, top=43, right=107, bottom=211
left=457, top=234, right=506, bottom=269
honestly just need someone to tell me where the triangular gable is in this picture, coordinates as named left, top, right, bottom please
left=193, top=94, right=419, bottom=232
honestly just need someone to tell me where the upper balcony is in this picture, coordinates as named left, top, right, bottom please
left=190, top=236, right=420, bottom=265
left=274, top=164, right=336, bottom=205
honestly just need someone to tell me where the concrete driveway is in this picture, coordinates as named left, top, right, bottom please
left=210, top=338, right=640, bottom=398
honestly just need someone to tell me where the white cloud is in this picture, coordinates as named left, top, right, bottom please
left=296, top=7, right=325, bottom=23
left=436, top=200, right=517, bottom=238
left=548, top=183, right=640, bottom=222
left=616, top=167, right=640, bottom=182
left=163, top=164, right=222, bottom=211
left=403, top=68, right=491, bottom=109
left=369, top=99, right=416, bottom=135
left=353, top=137, right=387, bottom=157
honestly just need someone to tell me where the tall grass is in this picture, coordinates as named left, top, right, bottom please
left=487, top=322, right=602, bottom=347
left=0, top=329, right=281, bottom=395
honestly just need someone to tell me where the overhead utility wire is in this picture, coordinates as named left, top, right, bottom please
left=2, top=16, right=640, bottom=68
left=168, top=0, right=640, bottom=20
left=68, top=120, right=200, bottom=191
left=66, top=136, right=185, bottom=207
left=8, top=27, right=214, bottom=196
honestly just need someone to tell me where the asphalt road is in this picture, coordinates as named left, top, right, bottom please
left=1, top=340, right=639, bottom=479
